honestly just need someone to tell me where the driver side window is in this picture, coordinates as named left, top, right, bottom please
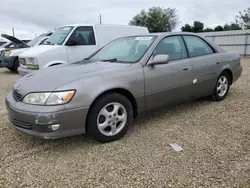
left=69, top=26, right=96, bottom=45
left=154, top=36, right=187, bottom=61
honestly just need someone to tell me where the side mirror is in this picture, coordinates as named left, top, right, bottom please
left=148, top=54, right=169, bottom=66
left=66, top=39, right=78, bottom=46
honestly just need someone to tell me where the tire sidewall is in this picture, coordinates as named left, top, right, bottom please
left=213, top=71, right=230, bottom=101
left=86, top=93, right=133, bottom=143
left=13, top=59, right=19, bottom=72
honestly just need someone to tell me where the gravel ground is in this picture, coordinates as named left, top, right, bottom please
left=0, top=59, right=250, bottom=188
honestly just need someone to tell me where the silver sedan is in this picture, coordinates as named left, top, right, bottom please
left=6, top=32, right=242, bottom=142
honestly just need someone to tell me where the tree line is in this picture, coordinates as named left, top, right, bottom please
left=181, top=21, right=242, bottom=32
left=129, top=7, right=250, bottom=33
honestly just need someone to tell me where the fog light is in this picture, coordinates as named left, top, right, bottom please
left=48, top=124, right=60, bottom=131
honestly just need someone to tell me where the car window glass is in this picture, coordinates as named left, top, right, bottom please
left=183, top=35, right=214, bottom=57
left=89, top=36, right=156, bottom=63
left=45, top=26, right=73, bottom=45
left=154, top=36, right=187, bottom=61
left=27, top=36, right=44, bottom=46
left=70, top=26, right=96, bottom=45
left=39, top=38, right=48, bottom=45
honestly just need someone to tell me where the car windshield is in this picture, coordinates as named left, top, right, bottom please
left=89, top=36, right=157, bottom=63
left=27, top=34, right=48, bottom=47
left=44, top=26, right=74, bottom=45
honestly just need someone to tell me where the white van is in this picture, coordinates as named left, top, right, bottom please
left=0, top=32, right=52, bottom=72
left=18, top=24, right=149, bottom=76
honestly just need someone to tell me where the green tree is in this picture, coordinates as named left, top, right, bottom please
left=203, top=28, right=214, bottom=32
left=181, top=24, right=192, bottom=32
left=214, top=25, right=224, bottom=31
left=223, top=23, right=242, bottom=31
left=236, top=8, right=250, bottom=29
left=129, top=7, right=179, bottom=32
left=223, top=24, right=231, bottom=31
left=192, top=21, right=204, bottom=32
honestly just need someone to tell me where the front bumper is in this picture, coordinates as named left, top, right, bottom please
left=18, top=66, right=36, bottom=76
left=5, top=92, right=89, bottom=139
left=0, top=56, right=15, bottom=68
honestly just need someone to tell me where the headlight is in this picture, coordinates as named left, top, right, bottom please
left=27, top=57, right=39, bottom=70
left=22, top=90, right=75, bottom=105
left=28, top=58, right=36, bottom=64
left=4, top=51, right=11, bottom=56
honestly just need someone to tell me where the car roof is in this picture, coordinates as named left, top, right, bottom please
left=59, top=24, right=149, bottom=28
left=125, top=32, right=203, bottom=37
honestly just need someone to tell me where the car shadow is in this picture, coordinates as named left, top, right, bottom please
left=16, top=97, right=213, bottom=153
left=0, top=69, right=18, bottom=75
left=126, top=98, right=211, bottom=135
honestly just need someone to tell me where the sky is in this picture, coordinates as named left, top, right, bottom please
left=0, top=0, right=248, bottom=40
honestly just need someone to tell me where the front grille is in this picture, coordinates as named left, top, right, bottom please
left=12, top=90, right=22, bottom=101
left=19, top=58, right=26, bottom=65
left=10, top=118, right=32, bottom=130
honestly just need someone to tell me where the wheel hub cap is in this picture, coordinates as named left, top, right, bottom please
left=97, top=102, right=127, bottom=136
left=217, top=76, right=228, bottom=97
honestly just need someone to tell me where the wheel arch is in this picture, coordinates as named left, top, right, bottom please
left=43, top=60, right=67, bottom=68
left=222, top=69, right=233, bottom=85
left=86, top=88, right=138, bottom=130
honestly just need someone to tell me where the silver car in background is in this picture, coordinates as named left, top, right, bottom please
left=6, top=32, right=242, bottom=143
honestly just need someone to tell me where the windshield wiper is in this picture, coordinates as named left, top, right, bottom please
left=101, top=58, right=117, bottom=62
left=44, top=41, right=54, bottom=45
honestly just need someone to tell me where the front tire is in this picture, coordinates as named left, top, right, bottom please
left=212, top=71, right=230, bottom=101
left=13, top=59, right=19, bottom=72
left=86, top=93, right=133, bottom=143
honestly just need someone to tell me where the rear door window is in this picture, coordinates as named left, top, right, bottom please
left=183, top=35, right=214, bottom=57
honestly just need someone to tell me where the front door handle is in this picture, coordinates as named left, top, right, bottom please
left=183, top=67, right=189, bottom=71
left=216, top=62, right=220, bottom=65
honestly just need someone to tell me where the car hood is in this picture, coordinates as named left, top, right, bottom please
left=19, top=45, right=63, bottom=57
left=1, top=34, right=29, bottom=47
left=15, top=61, right=131, bottom=94
left=9, top=48, right=29, bottom=56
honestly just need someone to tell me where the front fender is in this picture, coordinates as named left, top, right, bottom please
left=43, top=60, right=68, bottom=68
left=56, top=66, right=145, bottom=112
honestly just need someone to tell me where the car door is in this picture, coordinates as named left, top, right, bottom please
left=183, top=35, right=221, bottom=98
left=143, top=35, right=194, bottom=110
left=66, top=26, right=98, bottom=63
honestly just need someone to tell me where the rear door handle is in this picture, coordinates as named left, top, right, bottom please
left=183, top=67, right=189, bottom=71
left=216, top=62, right=220, bottom=65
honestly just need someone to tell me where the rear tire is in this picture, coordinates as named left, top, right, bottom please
left=212, top=71, right=230, bottom=101
left=86, top=93, right=133, bottom=143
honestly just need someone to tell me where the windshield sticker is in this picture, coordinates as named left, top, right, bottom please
left=135, top=37, right=153, bottom=40
left=62, top=27, right=71, bottom=31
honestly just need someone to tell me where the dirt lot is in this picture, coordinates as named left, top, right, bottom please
left=0, top=59, right=250, bottom=188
